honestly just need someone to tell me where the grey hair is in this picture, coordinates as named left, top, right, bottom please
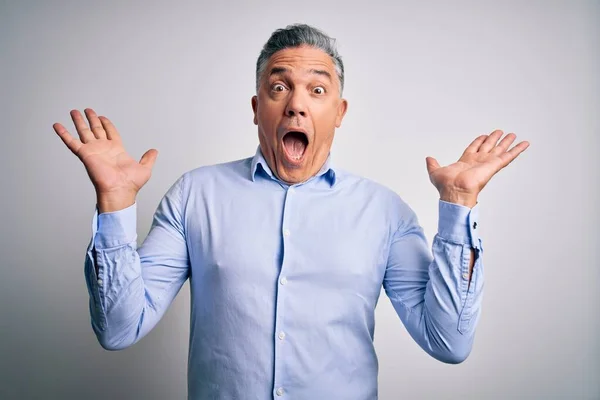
left=255, top=24, right=345, bottom=96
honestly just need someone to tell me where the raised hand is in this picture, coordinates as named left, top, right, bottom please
left=53, top=108, right=158, bottom=212
left=425, top=130, right=529, bottom=208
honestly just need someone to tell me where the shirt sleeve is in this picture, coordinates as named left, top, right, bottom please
left=382, top=199, right=484, bottom=364
left=84, top=174, right=190, bottom=350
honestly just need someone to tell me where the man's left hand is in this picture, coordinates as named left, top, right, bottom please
left=425, top=130, right=530, bottom=208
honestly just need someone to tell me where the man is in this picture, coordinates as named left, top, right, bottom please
left=53, top=24, right=529, bottom=399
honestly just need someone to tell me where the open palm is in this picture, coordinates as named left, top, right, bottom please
left=426, top=130, right=530, bottom=205
left=53, top=108, right=158, bottom=197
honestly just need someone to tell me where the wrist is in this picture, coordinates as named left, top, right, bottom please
left=439, top=190, right=478, bottom=209
left=97, top=191, right=137, bottom=213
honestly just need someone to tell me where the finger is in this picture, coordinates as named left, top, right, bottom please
left=479, top=129, right=504, bottom=153
left=462, top=135, right=488, bottom=156
left=84, top=108, right=107, bottom=139
left=139, top=149, right=158, bottom=169
left=425, top=156, right=441, bottom=175
left=53, top=122, right=83, bottom=154
left=98, top=115, right=121, bottom=141
left=491, top=132, right=516, bottom=155
left=499, top=141, right=530, bottom=167
left=70, top=109, right=95, bottom=143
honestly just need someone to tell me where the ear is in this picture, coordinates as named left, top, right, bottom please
left=251, top=95, right=258, bottom=125
left=335, top=98, right=348, bottom=128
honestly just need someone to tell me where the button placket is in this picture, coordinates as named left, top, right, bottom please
left=468, top=205, right=480, bottom=250
left=272, top=186, right=296, bottom=396
left=460, top=244, right=470, bottom=295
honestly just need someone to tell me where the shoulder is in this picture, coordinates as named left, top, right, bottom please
left=336, top=168, right=408, bottom=204
left=335, top=168, right=417, bottom=223
left=176, top=156, right=253, bottom=190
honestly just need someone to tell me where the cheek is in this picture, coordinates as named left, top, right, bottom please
left=257, top=105, right=280, bottom=141
left=313, top=105, right=340, bottom=131
left=258, top=100, right=280, bottom=120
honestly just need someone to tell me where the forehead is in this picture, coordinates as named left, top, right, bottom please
left=265, top=46, right=335, bottom=76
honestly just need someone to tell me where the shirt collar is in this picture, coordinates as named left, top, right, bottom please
left=250, top=145, right=337, bottom=187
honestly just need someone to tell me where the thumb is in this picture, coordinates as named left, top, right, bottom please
left=140, top=148, right=158, bottom=169
left=425, top=156, right=440, bottom=175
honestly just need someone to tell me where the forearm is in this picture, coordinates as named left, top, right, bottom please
left=423, top=235, right=483, bottom=362
left=439, top=194, right=477, bottom=284
left=85, top=239, right=148, bottom=350
left=85, top=204, right=152, bottom=350
left=92, top=198, right=136, bottom=278
left=422, top=201, right=483, bottom=361
left=391, top=237, right=483, bottom=364
left=85, top=176, right=190, bottom=350
left=384, top=200, right=484, bottom=363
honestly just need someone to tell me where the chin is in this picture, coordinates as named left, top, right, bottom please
left=276, top=161, right=311, bottom=184
left=278, top=168, right=305, bottom=184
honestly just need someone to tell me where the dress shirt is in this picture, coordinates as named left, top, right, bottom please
left=84, top=146, right=484, bottom=400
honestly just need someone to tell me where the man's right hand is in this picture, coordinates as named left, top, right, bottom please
left=53, top=108, right=158, bottom=213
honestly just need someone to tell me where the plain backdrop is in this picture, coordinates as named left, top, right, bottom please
left=1, top=1, right=598, bottom=399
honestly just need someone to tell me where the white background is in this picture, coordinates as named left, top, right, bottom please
left=1, top=0, right=598, bottom=398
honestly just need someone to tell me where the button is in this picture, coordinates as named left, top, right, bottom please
left=278, top=331, right=286, bottom=340
left=280, top=277, right=288, bottom=285
left=276, top=387, right=284, bottom=396
left=283, top=229, right=290, bottom=237
left=97, top=279, right=103, bottom=287
left=289, top=187, right=295, bottom=193
left=462, top=273, right=469, bottom=280
left=473, top=222, right=477, bottom=229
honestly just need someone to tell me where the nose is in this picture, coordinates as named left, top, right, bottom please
left=284, top=91, right=307, bottom=118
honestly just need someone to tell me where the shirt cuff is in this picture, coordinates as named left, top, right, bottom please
left=93, top=202, right=138, bottom=249
left=437, top=199, right=481, bottom=250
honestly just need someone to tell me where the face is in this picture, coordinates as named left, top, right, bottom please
left=251, top=46, right=348, bottom=184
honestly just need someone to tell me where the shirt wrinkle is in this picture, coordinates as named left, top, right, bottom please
left=84, top=147, right=485, bottom=399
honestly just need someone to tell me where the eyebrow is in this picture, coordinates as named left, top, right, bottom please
left=269, top=67, right=332, bottom=82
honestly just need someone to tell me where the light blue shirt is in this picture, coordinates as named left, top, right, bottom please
left=85, top=146, right=484, bottom=399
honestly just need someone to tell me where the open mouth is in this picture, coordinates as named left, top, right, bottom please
left=282, top=131, right=309, bottom=163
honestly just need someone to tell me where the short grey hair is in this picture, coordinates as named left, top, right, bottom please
left=255, top=24, right=345, bottom=96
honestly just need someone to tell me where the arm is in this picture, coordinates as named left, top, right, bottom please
left=84, top=175, right=189, bottom=350
left=383, top=199, right=483, bottom=364
left=383, top=129, right=529, bottom=363
left=52, top=108, right=189, bottom=350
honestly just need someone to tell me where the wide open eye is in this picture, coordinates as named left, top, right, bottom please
left=272, top=84, right=287, bottom=92
left=313, top=86, right=325, bottom=95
